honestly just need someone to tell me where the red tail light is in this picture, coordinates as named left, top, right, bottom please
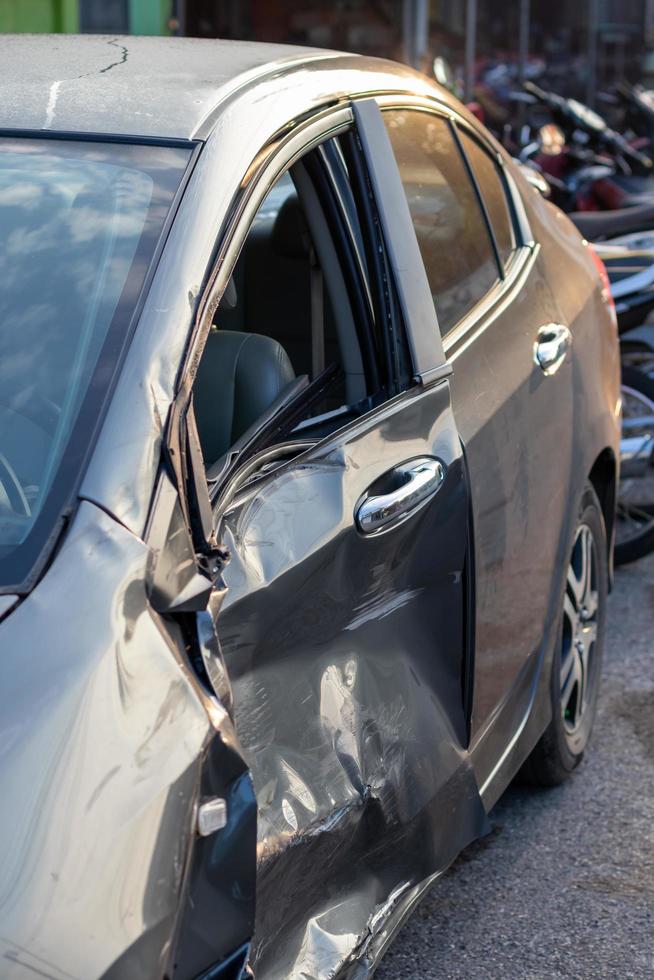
left=587, top=242, right=618, bottom=332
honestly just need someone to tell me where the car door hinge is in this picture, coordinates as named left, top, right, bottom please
left=197, top=539, right=231, bottom=584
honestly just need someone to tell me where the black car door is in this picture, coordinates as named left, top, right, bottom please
left=197, top=102, right=488, bottom=979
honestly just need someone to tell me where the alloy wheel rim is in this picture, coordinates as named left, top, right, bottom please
left=560, top=524, right=599, bottom=737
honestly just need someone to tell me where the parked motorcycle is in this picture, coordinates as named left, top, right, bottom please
left=589, top=243, right=654, bottom=563
left=510, top=82, right=654, bottom=562
left=503, top=83, right=654, bottom=565
left=609, top=82, right=654, bottom=153
left=524, top=80, right=653, bottom=187
left=616, top=366, right=654, bottom=562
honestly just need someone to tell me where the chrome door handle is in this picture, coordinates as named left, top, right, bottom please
left=355, top=457, right=445, bottom=534
left=534, top=323, right=572, bottom=376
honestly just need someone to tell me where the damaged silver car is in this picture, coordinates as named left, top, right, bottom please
left=0, top=33, right=620, bottom=980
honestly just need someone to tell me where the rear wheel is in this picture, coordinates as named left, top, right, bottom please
left=521, top=485, right=607, bottom=786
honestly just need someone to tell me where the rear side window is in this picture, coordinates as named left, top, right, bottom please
left=382, top=108, right=500, bottom=335
left=458, top=130, right=515, bottom=268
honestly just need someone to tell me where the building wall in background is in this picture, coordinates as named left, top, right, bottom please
left=0, top=0, right=78, bottom=32
left=128, top=0, right=171, bottom=35
left=184, top=0, right=406, bottom=60
left=0, top=0, right=651, bottom=98
left=177, top=0, right=652, bottom=91
left=0, top=0, right=171, bottom=34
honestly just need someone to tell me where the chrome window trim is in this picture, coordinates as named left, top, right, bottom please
left=444, top=243, right=541, bottom=360
left=189, top=93, right=538, bottom=397
left=449, top=118, right=505, bottom=280
left=373, top=93, right=538, bottom=355
left=449, top=115, right=535, bottom=249
left=374, top=93, right=535, bottom=250
left=374, top=93, right=496, bottom=154
left=502, top=159, right=536, bottom=249
left=192, top=51, right=347, bottom=140
left=452, top=122, right=517, bottom=255
left=186, top=104, right=353, bottom=380
left=211, top=380, right=448, bottom=517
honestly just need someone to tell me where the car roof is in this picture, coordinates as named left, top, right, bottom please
left=0, top=34, right=386, bottom=141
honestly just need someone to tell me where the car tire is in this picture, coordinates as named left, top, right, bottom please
left=521, top=483, right=607, bottom=787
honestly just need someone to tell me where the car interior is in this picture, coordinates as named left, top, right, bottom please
left=192, top=142, right=395, bottom=483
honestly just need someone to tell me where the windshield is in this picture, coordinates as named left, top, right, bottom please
left=0, top=137, right=192, bottom=591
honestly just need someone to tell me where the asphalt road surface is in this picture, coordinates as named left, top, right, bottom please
left=377, top=553, right=654, bottom=980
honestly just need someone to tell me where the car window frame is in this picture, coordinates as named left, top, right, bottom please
left=452, top=120, right=524, bottom=269
left=349, top=98, right=450, bottom=388
left=451, top=123, right=516, bottom=275
left=374, top=94, right=539, bottom=358
left=167, top=103, right=419, bottom=545
left=377, top=101, right=504, bottom=335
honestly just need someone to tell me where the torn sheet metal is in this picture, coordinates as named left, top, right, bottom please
left=215, top=382, right=490, bottom=979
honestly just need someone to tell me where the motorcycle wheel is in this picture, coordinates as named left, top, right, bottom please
left=616, top=365, right=654, bottom=565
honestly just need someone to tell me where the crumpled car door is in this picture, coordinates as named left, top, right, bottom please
left=212, top=384, right=487, bottom=979
left=206, top=100, right=489, bottom=979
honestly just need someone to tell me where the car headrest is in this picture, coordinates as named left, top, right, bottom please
left=270, top=194, right=311, bottom=260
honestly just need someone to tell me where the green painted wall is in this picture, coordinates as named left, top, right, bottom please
left=0, top=0, right=172, bottom=34
left=129, top=0, right=170, bottom=35
left=0, top=0, right=78, bottom=32
left=60, top=0, right=76, bottom=31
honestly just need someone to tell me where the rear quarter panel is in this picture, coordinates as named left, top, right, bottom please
left=512, top=167, right=621, bottom=494
left=470, top=155, right=620, bottom=807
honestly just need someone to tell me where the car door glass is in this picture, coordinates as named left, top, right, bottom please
left=382, top=108, right=500, bottom=335
left=458, top=129, right=515, bottom=268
